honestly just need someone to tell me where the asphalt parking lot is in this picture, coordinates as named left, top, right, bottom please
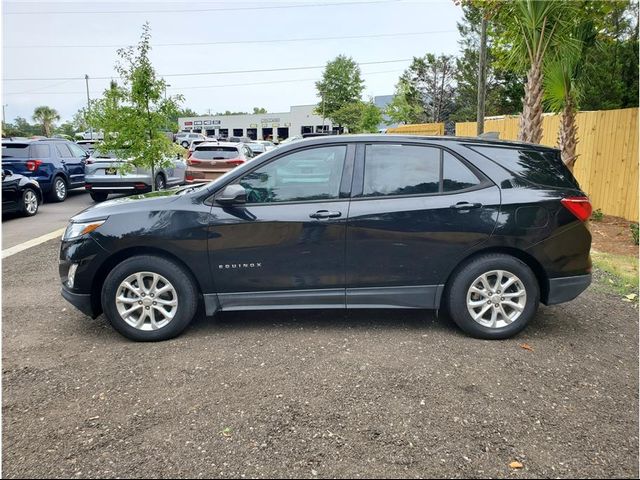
left=2, top=234, right=638, bottom=478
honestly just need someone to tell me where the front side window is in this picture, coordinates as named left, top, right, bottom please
left=363, top=144, right=440, bottom=197
left=68, top=143, right=88, bottom=158
left=55, top=144, right=73, bottom=158
left=239, top=145, right=346, bottom=204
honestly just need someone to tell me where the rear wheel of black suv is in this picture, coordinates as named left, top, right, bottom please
left=445, top=254, right=539, bottom=339
left=101, top=255, right=199, bottom=341
left=90, top=191, right=108, bottom=202
left=48, top=175, right=67, bottom=202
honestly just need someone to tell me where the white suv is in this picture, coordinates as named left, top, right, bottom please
left=175, top=132, right=205, bottom=148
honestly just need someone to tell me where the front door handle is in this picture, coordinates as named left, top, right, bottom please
left=309, top=210, right=342, bottom=219
left=450, top=202, right=482, bottom=210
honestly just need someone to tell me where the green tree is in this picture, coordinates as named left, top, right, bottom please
left=32, top=106, right=60, bottom=137
left=88, top=23, right=183, bottom=190
left=385, top=78, right=424, bottom=124
left=359, top=101, right=383, bottom=133
left=402, top=54, right=456, bottom=122
left=55, top=122, right=77, bottom=138
left=252, top=107, right=267, bottom=114
left=315, top=55, right=364, bottom=127
left=544, top=20, right=598, bottom=171
left=72, top=108, right=88, bottom=132
left=332, top=102, right=365, bottom=133
left=2, top=117, right=40, bottom=137
left=492, top=0, right=579, bottom=143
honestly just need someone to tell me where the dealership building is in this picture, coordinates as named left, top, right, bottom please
left=178, top=104, right=336, bottom=141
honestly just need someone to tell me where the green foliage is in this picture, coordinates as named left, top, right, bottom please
left=591, top=208, right=604, bottom=222
left=216, top=110, right=248, bottom=115
left=359, top=101, right=383, bottom=133
left=32, top=106, right=60, bottom=137
left=72, top=108, right=88, bottom=132
left=55, top=122, right=77, bottom=138
left=631, top=223, right=639, bottom=245
left=2, top=117, right=40, bottom=137
left=252, top=107, right=267, bottom=114
left=402, top=54, right=456, bottom=122
left=88, top=23, right=183, bottom=187
left=315, top=55, right=364, bottom=125
left=332, top=102, right=365, bottom=133
left=385, top=79, right=424, bottom=125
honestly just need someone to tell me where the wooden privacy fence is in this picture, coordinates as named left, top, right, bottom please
left=454, top=108, right=638, bottom=221
left=387, top=123, right=444, bottom=135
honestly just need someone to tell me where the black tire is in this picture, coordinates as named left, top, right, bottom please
left=180, top=141, right=189, bottom=148
left=90, top=191, right=109, bottom=202
left=155, top=173, right=166, bottom=191
left=20, top=187, right=39, bottom=216
left=445, top=254, right=539, bottom=340
left=101, top=255, right=199, bottom=342
left=48, top=176, right=68, bottom=202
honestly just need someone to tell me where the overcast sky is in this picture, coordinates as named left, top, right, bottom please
left=2, top=0, right=463, bottom=124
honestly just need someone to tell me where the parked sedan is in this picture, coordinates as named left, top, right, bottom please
left=84, top=150, right=187, bottom=202
left=185, top=142, right=253, bottom=182
left=2, top=169, right=42, bottom=216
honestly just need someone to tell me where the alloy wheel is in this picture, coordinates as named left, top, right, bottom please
left=466, top=270, right=527, bottom=329
left=115, top=272, right=178, bottom=331
left=24, top=190, right=38, bottom=214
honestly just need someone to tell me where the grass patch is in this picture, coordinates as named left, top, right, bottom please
left=591, top=251, right=639, bottom=300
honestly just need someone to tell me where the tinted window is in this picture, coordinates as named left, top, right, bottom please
left=443, top=152, right=480, bottom=192
left=240, top=145, right=346, bottom=204
left=363, top=144, right=440, bottom=197
left=31, top=144, right=51, bottom=158
left=68, top=143, right=88, bottom=157
left=2, top=143, right=30, bottom=158
left=193, top=146, right=239, bottom=160
left=470, top=145, right=579, bottom=189
left=56, top=144, right=73, bottom=157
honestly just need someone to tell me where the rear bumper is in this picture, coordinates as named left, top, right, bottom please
left=61, top=286, right=98, bottom=318
left=544, top=274, right=592, bottom=305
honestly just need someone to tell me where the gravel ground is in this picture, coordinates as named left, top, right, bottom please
left=2, top=240, right=638, bottom=478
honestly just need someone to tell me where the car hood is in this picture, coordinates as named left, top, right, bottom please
left=72, top=188, right=183, bottom=222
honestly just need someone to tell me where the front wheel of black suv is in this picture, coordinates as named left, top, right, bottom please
left=445, top=254, right=540, bottom=339
left=101, top=255, right=199, bottom=341
left=48, top=176, right=67, bottom=202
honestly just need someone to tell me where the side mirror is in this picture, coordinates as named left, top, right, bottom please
left=216, top=184, right=246, bottom=205
left=3, top=169, right=12, bottom=178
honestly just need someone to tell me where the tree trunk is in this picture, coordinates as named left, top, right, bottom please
left=477, top=16, right=488, bottom=135
left=558, top=98, right=578, bottom=171
left=518, top=60, right=544, bottom=144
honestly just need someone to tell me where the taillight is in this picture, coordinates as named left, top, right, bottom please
left=187, top=158, right=201, bottom=165
left=185, top=175, right=194, bottom=182
left=225, top=159, right=245, bottom=167
left=561, top=196, right=592, bottom=222
left=134, top=183, right=147, bottom=190
left=26, top=160, right=43, bottom=171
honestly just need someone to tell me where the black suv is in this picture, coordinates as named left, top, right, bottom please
left=2, top=138, right=89, bottom=202
left=59, top=135, right=592, bottom=341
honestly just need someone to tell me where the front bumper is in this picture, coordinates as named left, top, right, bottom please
left=61, top=286, right=99, bottom=318
left=545, top=274, right=592, bottom=305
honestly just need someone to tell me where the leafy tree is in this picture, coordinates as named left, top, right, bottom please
left=55, top=122, right=77, bottom=138
left=88, top=23, right=183, bottom=190
left=216, top=110, right=248, bottom=115
left=32, top=106, right=60, bottom=137
left=359, top=101, right=383, bottom=133
left=385, top=78, right=425, bottom=124
left=252, top=107, right=267, bottom=114
left=402, top=54, right=457, bottom=122
left=72, top=108, right=88, bottom=132
left=492, top=0, right=579, bottom=143
left=332, top=102, right=365, bottom=133
left=2, top=117, right=40, bottom=137
left=315, top=55, right=364, bottom=127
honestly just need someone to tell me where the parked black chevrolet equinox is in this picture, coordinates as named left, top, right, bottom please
left=60, top=135, right=592, bottom=341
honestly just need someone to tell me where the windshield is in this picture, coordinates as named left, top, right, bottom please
left=192, top=146, right=239, bottom=160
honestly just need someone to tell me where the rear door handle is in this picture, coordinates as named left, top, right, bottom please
left=309, top=210, right=342, bottom=219
left=450, top=202, right=482, bottom=210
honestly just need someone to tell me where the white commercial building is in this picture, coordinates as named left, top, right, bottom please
left=178, top=104, right=336, bottom=142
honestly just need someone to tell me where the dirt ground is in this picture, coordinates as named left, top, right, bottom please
left=590, top=214, right=638, bottom=256
left=2, top=239, right=639, bottom=479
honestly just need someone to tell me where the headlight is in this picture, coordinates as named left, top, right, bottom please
left=63, top=219, right=106, bottom=241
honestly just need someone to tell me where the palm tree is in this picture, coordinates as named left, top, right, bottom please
left=505, top=1, right=578, bottom=144
left=32, top=106, right=60, bottom=137
left=544, top=22, right=597, bottom=171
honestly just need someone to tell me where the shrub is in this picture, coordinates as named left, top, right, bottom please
left=591, top=208, right=604, bottom=222
left=630, top=223, right=639, bottom=245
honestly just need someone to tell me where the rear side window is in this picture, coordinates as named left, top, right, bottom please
left=364, top=144, right=440, bottom=197
left=443, top=151, right=480, bottom=192
left=56, top=144, right=73, bottom=158
left=192, top=146, right=239, bottom=160
left=469, top=145, right=579, bottom=189
left=2, top=143, right=30, bottom=158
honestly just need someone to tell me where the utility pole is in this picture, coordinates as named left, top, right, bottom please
left=476, top=15, right=488, bottom=136
left=164, top=83, right=171, bottom=100
left=85, top=74, right=93, bottom=139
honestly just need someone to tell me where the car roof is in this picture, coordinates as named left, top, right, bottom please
left=280, top=134, right=559, bottom=152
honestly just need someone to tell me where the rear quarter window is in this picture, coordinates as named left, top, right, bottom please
left=468, top=145, right=580, bottom=189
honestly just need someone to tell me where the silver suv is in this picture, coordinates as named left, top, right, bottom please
left=84, top=150, right=187, bottom=202
left=175, top=132, right=205, bottom=148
